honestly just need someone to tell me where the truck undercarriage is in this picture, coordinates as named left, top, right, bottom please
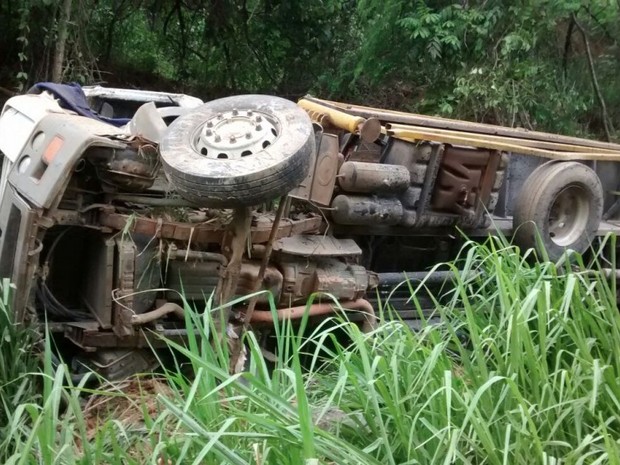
left=2, top=85, right=620, bottom=379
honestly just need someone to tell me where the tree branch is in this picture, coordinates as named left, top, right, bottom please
left=562, top=17, right=574, bottom=79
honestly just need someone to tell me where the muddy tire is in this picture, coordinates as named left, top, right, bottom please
left=159, top=95, right=314, bottom=207
left=513, top=161, right=603, bottom=261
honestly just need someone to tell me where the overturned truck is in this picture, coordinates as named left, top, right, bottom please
left=1, top=84, right=620, bottom=379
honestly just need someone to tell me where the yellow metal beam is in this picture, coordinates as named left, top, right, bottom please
left=297, top=98, right=381, bottom=142
left=387, top=125, right=620, bottom=161
left=305, top=95, right=620, bottom=152
left=387, top=123, right=620, bottom=155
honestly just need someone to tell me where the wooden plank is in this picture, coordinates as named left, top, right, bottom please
left=306, top=96, right=620, bottom=152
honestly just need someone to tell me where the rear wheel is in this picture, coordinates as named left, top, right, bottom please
left=159, top=94, right=315, bottom=207
left=513, top=161, right=603, bottom=261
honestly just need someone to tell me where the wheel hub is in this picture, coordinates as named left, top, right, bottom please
left=548, top=186, right=589, bottom=247
left=194, top=109, right=279, bottom=160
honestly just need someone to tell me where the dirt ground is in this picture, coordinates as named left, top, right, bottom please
left=82, top=377, right=173, bottom=441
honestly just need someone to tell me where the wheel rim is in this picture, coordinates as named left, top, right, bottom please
left=192, top=109, right=280, bottom=160
left=548, top=185, right=590, bottom=247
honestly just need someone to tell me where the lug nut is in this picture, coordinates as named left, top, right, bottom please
left=205, top=129, right=213, bottom=136
left=245, top=132, right=252, bottom=139
left=255, top=115, right=262, bottom=122
left=247, top=110, right=253, bottom=116
left=206, top=121, right=213, bottom=128
left=232, top=109, right=238, bottom=116
left=230, top=135, right=237, bottom=143
left=217, top=113, right=223, bottom=119
left=214, top=134, right=221, bottom=142
left=256, top=124, right=263, bottom=131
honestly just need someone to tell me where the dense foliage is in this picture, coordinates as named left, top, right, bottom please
left=1, top=0, right=619, bottom=137
left=2, top=237, right=620, bottom=463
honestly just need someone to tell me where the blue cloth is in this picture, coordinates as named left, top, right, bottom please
left=29, top=82, right=131, bottom=127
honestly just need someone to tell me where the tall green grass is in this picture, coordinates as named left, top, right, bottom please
left=2, top=236, right=620, bottom=464
left=0, top=279, right=41, bottom=463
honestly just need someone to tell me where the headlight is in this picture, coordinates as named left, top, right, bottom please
left=0, top=107, right=36, bottom=162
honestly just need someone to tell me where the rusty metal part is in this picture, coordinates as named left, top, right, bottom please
left=309, top=133, right=340, bottom=205
left=108, top=194, right=198, bottom=208
left=236, top=261, right=283, bottom=305
left=298, top=98, right=381, bottom=143
left=249, top=298, right=376, bottom=332
left=165, top=256, right=280, bottom=305
left=289, top=130, right=339, bottom=206
left=244, top=198, right=287, bottom=327
left=431, top=146, right=499, bottom=214
left=315, top=261, right=369, bottom=300
left=221, top=208, right=274, bottom=376
left=48, top=208, right=84, bottom=226
left=331, top=195, right=403, bottom=226
left=165, top=259, right=222, bottom=302
left=277, top=257, right=369, bottom=305
left=305, top=95, right=620, bottom=152
left=131, top=302, right=184, bottom=325
left=410, top=143, right=450, bottom=228
left=110, top=233, right=161, bottom=335
left=346, top=139, right=383, bottom=163
left=332, top=138, right=496, bottom=230
left=73, top=348, right=157, bottom=381
left=381, top=136, right=423, bottom=168
left=87, top=143, right=160, bottom=191
left=474, top=150, right=502, bottom=220
left=65, top=298, right=376, bottom=350
left=358, top=118, right=382, bottom=144
left=220, top=207, right=252, bottom=304
left=400, top=187, right=422, bottom=209
left=113, top=237, right=137, bottom=337
left=99, top=211, right=322, bottom=245
left=62, top=321, right=190, bottom=350
left=249, top=243, right=267, bottom=259
left=338, top=161, right=410, bottom=194
left=273, top=235, right=362, bottom=257
left=290, top=123, right=323, bottom=202
left=169, top=245, right=228, bottom=266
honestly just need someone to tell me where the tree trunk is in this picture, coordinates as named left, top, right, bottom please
left=51, top=0, right=73, bottom=82
left=573, top=13, right=613, bottom=142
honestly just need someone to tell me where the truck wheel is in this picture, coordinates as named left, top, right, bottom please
left=159, top=95, right=314, bottom=207
left=513, top=161, right=603, bottom=261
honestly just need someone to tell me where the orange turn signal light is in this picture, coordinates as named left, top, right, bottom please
left=43, top=136, right=64, bottom=164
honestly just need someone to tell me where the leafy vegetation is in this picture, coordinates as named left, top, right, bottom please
left=1, top=237, right=620, bottom=463
left=1, top=0, right=620, bottom=139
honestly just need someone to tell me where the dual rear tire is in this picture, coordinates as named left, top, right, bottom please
left=513, top=161, right=603, bottom=261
